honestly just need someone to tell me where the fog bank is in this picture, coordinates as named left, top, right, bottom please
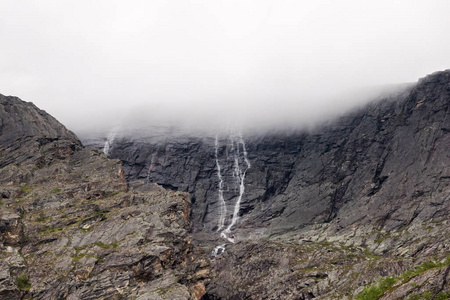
left=1, top=1, right=449, bottom=134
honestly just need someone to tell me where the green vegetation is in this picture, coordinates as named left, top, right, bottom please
left=36, top=212, right=51, bottom=222
left=94, top=210, right=109, bottom=219
left=422, top=292, right=433, bottom=299
left=50, top=187, right=62, bottom=194
left=364, top=249, right=383, bottom=260
left=16, top=273, right=31, bottom=291
left=19, top=185, right=31, bottom=194
left=435, top=292, right=450, bottom=300
left=41, top=226, right=62, bottom=234
left=152, top=286, right=175, bottom=296
left=407, top=294, right=421, bottom=300
left=73, top=246, right=85, bottom=252
left=356, top=276, right=396, bottom=300
left=406, top=291, right=450, bottom=300
left=71, top=253, right=86, bottom=262
left=400, top=258, right=449, bottom=280
left=357, top=256, right=450, bottom=300
left=95, top=241, right=119, bottom=249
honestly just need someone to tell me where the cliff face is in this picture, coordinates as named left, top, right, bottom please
left=101, top=71, right=450, bottom=299
left=108, top=71, right=449, bottom=244
left=0, top=95, right=207, bottom=300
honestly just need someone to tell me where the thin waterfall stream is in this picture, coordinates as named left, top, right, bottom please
left=212, top=131, right=251, bottom=257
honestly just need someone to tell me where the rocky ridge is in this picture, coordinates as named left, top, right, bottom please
left=0, top=94, right=207, bottom=299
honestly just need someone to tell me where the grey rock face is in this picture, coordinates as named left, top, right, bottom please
left=0, top=94, right=82, bottom=186
left=97, top=70, right=450, bottom=298
left=106, top=71, right=449, bottom=245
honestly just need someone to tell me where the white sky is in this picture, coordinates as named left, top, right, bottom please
left=1, top=1, right=449, bottom=133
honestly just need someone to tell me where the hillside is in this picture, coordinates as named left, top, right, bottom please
left=0, top=95, right=206, bottom=299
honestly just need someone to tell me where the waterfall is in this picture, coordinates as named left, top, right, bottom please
left=211, top=131, right=251, bottom=257
left=215, top=135, right=227, bottom=232
left=225, top=133, right=251, bottom=234
left=103, top=131, right=117, bottom=156
left=210, top=244, right=226, bottom=259
left=146, top=153, right=157, bottom=184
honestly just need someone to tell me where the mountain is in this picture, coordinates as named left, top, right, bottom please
left=0, top=94, right=207, bottom=299
left=89, top=70, right=450, bottom=299
left=1, top=70, right=449, bottom=300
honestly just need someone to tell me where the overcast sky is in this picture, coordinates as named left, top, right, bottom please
left=1, top=1, right=449, bottom=134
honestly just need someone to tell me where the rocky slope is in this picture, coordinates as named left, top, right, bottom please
left=0, top=94, right=207, bottom=299
left=94, top=70, right=450, bottom=299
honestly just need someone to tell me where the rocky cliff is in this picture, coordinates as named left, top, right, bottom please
left=0, top=94, right=207, bottom=299
left=96, top=70, right=450, bottom=299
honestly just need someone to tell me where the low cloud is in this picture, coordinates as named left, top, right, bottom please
left=1, top=1, right=449, bottom=135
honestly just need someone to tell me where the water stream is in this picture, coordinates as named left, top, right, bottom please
left=211, top=131, right=251, bottom=257
left=102, top=131, right=117, bottom=156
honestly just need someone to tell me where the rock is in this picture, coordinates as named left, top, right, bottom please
left=0, top=213, right=24, bottom=246
left=0, top=96, right=205, bottom=299
left=88, top=70, right=450, bottom=299
left=104, top=71, right=450, bottom=250
left=0, top=94, right=81, bottom=172
left=2, top=70, right=450, bottom=299
left=190, top=281, right=206, bottom=300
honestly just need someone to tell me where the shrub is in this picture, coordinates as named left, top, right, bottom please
left=16, top=273, right=31, bottom=290
left=356, top=276, right=396, bottom=300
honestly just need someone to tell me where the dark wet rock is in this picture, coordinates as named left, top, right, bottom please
left=105, top=71, right=449, bottom=246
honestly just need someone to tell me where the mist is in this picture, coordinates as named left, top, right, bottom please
left=1, top=1, right=449, bottom=135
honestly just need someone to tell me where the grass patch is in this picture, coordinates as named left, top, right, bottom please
left=50, top=187, right=62, bottom=194
left=36, top=212, right=51, bottom=222
left=19, top=185, right=31, bottom=194
left=436, top=291, right=450, bottom=300
left=16, top=273, right=31, bottom=291
left=422, top=292, right=433, bottom=300
left=364, top=249, right=383, bottom=260
left=94, top=210, right=109, bottom=219
left=356, top=276, right=396, bottom=300
left=407, top=294, right=421, bottom=300
left=41, top=226, right=62, bottom=234
left=71, top=253, right=86, bottom=262
left=73, top=246, right=85, bottom=252
left=400, top=256, right=450, bottom=283
left=95, top=241, right=119, bottom=249
left=152, top=286, right=175, bottom=296
left=95, top=241, right=109, bottom=249
left=357, top=255, right=450, bottom=299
